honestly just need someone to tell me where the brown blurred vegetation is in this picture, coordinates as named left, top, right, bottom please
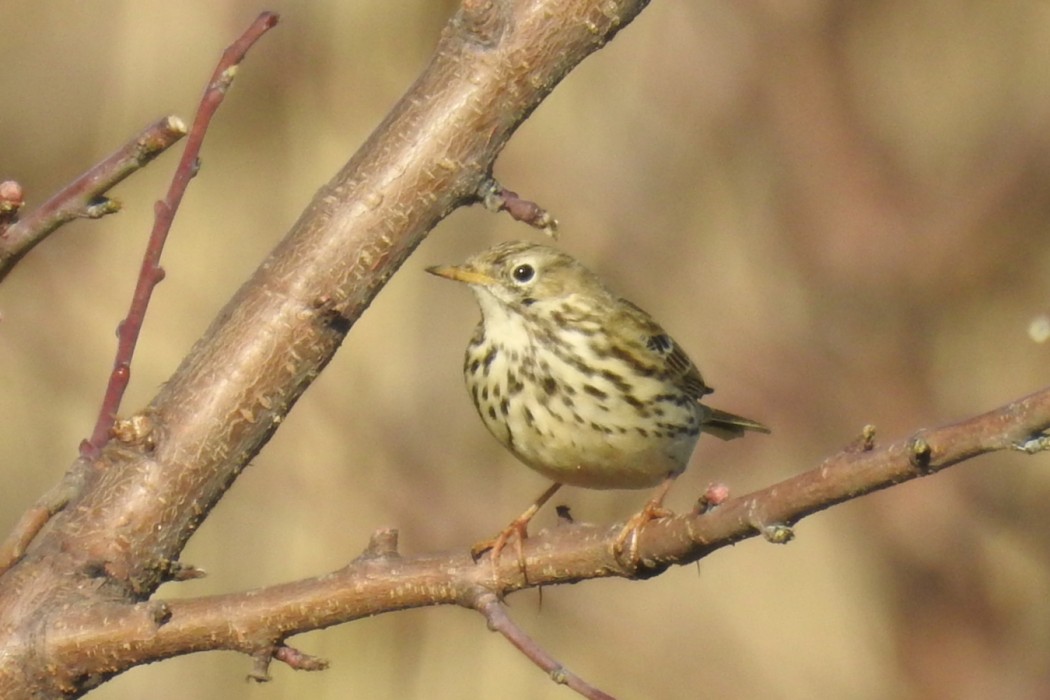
left=2, top=1, right=1050, bottom=698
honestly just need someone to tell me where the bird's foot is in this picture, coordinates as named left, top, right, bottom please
left=613, top=500, right=674, bottom=565
left=472, top=518, right=529, bottom=581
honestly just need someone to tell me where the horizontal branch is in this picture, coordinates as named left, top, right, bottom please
left=42, top=386, right=1050, bottom=682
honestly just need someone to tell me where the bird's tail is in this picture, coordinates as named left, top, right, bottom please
left=701, top=407, right=771, bottom=441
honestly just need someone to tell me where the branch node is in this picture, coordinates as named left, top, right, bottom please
left=164, top=560, right=207, bottom=582
left=139, top=116, right=188, bottom=158
left=355, top=528, right=400, bottom=561
left=146, top=601, right=173, bottom=627
left=273, top=643, right=330, bottom=672
left=844, top=424, right=877, bottom=452
left=761, top=524, right=795, bottom=544
left=549, top=666, right=569, bottom=685
left=83, top=196, right=121, bottom=219
left=908, top=434, right=933, bottom=471
left=215, top=65, right=239, bottom=92
left=247, top=652, right=273, bottom=683
left=455, top=0, right=509, bottom=48
left=478, top=178, right=558, bottom=237
left=110, top=413, right=156, bottom=450
left=693, top=482, right=730, bottom=515
left=1014, top=433, right=1050, bottom=454
left=0, top=180, right=25, bottom=235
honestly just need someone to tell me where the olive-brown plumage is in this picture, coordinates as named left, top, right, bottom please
left=428, top=240, right=768, bottom=563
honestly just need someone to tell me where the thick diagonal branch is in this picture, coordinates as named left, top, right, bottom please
left=0, top=2, right=651, bottom=697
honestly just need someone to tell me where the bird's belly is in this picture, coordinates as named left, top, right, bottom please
left=470, top=342, right=702, bottom=490
left=512, top=425, right=696, bottom=489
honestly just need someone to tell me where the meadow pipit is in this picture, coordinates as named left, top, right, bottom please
left=427, top=240, right=768, bottom=566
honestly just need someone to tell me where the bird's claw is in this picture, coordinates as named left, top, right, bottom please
left=613, top=502, right=673, bottom=565
left=472, top=521, right=529, bottom=580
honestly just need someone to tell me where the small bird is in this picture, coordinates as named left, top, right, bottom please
left=427, top=240, right=768, bottom=567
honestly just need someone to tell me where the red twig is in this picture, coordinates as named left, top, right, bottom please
left=81, top=11, right=280, bottom=459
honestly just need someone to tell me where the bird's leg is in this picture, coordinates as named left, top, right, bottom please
left=613, top=473, right=678, bottom=563
left=472, top=482, right=563, bottom=577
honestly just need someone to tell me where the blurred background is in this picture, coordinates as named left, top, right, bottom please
left=3, top=1, right=1050, bottom=698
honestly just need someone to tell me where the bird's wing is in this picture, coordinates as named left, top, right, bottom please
left=616, top=299, right=714, bottom=401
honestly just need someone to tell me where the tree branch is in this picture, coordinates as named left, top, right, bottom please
left=81, top=10, right=280, bottom=460
left=0, top=117, right=186, bottom=284
left=0, top=12, right=279, bottom=577
left=28, top=386, right=1050, bottom=695
left=0, top=1, right=653, bottom=696
left=3, top=5, right=1044, bottom=697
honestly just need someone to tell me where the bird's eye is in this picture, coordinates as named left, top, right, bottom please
left=511, top=264, right=535, bottom=284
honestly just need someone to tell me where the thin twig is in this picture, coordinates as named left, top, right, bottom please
left=0, top=12, right=280, bottom=573
left=81, top=11, right=280, bottom=459
left=0, top=118, right=186, bottom=283
left=470, top=588, right=617, bottom=700
left=479, top=177, right=559, bottom=237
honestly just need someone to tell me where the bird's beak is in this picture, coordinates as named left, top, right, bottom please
left=425, top=264, right=497, bottom=286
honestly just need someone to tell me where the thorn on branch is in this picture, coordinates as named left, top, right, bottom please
left=478, top=178, right=558, bottom=237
